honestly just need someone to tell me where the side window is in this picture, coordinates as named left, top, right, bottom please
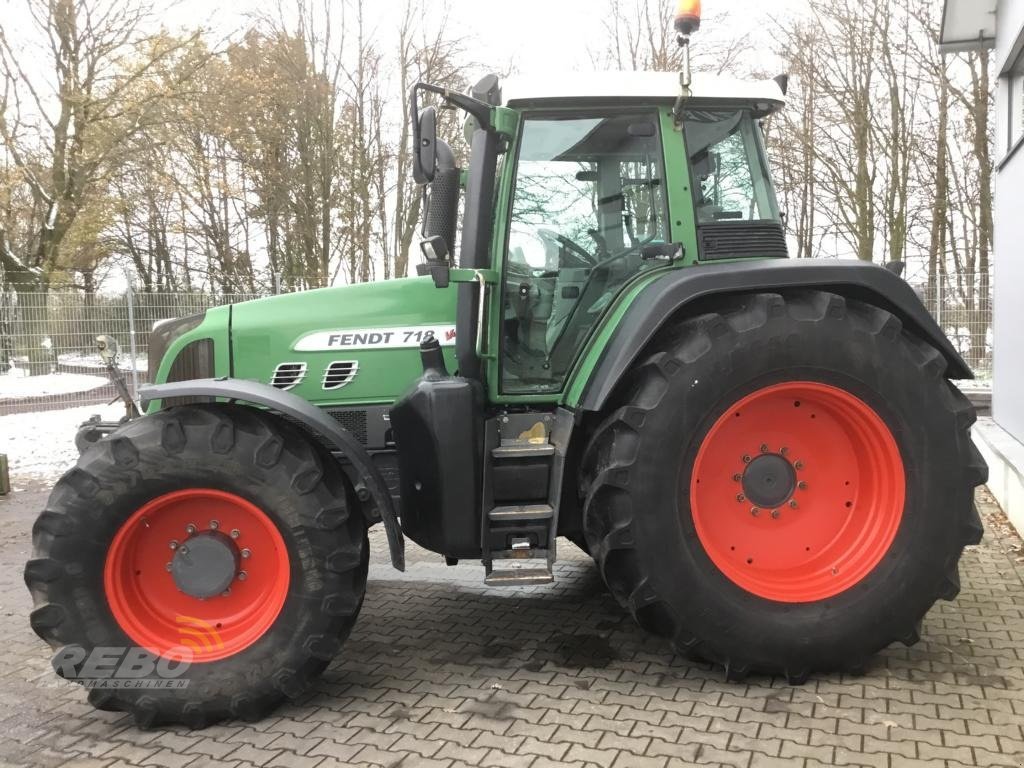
left=684, top=109, right=779, bottom=223
left=501, top=112, right=667, bottom=394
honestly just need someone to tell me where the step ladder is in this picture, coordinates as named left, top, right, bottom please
left=481, top=410, right=571, bottom=586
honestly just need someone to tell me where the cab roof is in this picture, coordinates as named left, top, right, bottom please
left=502, top=71, right=787, bottom=113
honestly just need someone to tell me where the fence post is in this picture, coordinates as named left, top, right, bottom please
left=126, top=281, right=140, bottom=399
left=0, top=454, right=10, bottom=496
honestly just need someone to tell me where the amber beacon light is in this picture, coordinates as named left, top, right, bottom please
left=675, top=0, right=701, bottom=36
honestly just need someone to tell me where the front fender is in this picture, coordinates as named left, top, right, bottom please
left=575, top=259, right=971, bottom=413
left=140, top=378, right=405, bottom=570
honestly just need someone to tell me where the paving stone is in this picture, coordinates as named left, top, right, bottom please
left=0, top=488, right=1021, bottom=768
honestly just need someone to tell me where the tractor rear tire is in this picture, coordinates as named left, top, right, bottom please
left=25, top=404, right=368, bottom=727
left=580, top=291, right=986, bottom=681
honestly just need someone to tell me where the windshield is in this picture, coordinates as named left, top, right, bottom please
left=684, top=109, right=780, bottom=223
left=501, top=111, right=668, bottom=394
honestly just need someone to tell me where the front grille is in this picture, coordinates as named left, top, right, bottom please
left=163, top=338, right=215, bottom=405
left=698, top=220, right=788, bottom=261
left=271, top=362, right=306, bottom=390
left=326, top=408, right=368, bottom=444
left=323, top=360, right=359, bottom=390
left=167, top=338, right=214, bottom=382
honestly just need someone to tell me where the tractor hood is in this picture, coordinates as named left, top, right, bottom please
left=230, top=276, right=457, bottom=406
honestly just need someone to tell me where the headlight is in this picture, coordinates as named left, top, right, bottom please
left=149, top=312, right=206, bottom=381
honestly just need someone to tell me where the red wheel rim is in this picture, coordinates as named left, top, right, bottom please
left=104, top=489, right=290, bottom=662
left=689, top=381, right=905, bottom=603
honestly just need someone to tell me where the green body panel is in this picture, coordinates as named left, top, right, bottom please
left=228, top=277, right=458, bottom=405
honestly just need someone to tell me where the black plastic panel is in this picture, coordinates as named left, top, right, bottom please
left=492, top=459, right=550, bottom=502
left=698, top=221, right=788, bottom=260
left=390, top=376, right=484, bottom=558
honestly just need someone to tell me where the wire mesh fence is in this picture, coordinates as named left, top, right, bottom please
left=0, top=270, right=994, bottom=417
left=0, top=285, right=268, bottom=415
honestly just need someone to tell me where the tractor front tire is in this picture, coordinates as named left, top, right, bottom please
left=581, top=291, right=986, bottom=681
left=25, top=404, right=368, bottom=727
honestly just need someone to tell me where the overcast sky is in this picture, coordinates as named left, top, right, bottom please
left=151, top=0, right=805, bottom=79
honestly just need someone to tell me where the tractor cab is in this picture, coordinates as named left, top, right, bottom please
left=411, top=70, right=788, bottom=399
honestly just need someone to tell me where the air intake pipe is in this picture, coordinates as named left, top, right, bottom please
left=423, top=140, right=460, bottom=259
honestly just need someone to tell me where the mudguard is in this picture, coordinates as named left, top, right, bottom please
left=578, top=259, right=971, bottom=413
left=140, top=378, right=405, bottom=570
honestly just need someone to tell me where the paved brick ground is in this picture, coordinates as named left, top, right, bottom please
left=0, top=484, right=1022, bottom=768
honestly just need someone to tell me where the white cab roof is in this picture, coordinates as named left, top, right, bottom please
left=502, top=71, right=786, bottom=111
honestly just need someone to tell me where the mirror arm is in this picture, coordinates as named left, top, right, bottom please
left=412, top=81, right=493, bottom=131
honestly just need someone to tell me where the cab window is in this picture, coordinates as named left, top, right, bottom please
left=684, top=109, right=780, bottom=223
left=501, top=111, right=668, bottom=394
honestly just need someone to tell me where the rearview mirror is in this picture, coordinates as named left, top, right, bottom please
left=413, top=105, right=438, bottom=185
left=417, top=235, right=451, bottom=288
left=420, top=235, right=450, bottom=264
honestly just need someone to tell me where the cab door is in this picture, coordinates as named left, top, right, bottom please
left=488, top=108, right=673, bottom=402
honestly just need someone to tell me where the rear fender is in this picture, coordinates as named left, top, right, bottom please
left=575, top=259, right=971, bottom=413
left=140, top=378, right=405, bottom=570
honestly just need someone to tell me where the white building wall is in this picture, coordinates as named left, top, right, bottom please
left=992, top=0, right=1024, bottom=443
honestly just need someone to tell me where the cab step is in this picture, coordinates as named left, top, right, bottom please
left=481, top=410, right=573, bottom=588
left=484, top=567, right=554, bottom=586
left=488, top=504, right=554, bottom=522
left=492, top=443, right=555, bottom=459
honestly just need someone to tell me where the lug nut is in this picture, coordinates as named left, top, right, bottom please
left=241, top=548, right=251, bottom=559
left=165, top=562, right=172, bottom=571
left=751, top=507, right=760, bottom=517
left=789, top=499, right=798, bottom=509
left=209, top=520, right=220, bottom=530
left=185, top=523, right=197, bottom=535
left=770, top=509, right=780, bottom=519
left=230, top=529, right=240, bottom=539
left=169, top=540, right=179, bottom=550
left=798, top=481, right=808, bottom=491
left=179, top=546, right=189, bottom=555
left=736, top=493, right=745, bottom=502
left=742, top=454, right=752, bottom=463
left=760, top=443, right=769, bottom=453
left=780, top=446, right=789, bottom=455
left=732, top=473, right=742, bottom=482
left=794, top=460, right=804, bottom=470
left=222, top=588, right=231, bottom=596
left=237, top=571, right=248, bottom=581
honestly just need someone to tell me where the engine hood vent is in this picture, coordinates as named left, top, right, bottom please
left=323, top=360, right=359, bottom=390
left=271, top=362, right=307, bottom=390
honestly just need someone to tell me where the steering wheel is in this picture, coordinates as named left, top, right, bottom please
left=537, top=228, right=596, bottom=269
left=589, top=233, right=659, bottom=272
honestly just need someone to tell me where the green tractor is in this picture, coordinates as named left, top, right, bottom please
left=26, top=13, right=986, bottom=728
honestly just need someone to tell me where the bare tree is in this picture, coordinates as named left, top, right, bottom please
left=0, top=0, right=204, bottom=291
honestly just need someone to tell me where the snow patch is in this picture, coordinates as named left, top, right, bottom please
left=0, top=403, right=124, bottom=484
left=0, top=372, right=110, bottom=400
left=58, top=351, right=148, bottom=373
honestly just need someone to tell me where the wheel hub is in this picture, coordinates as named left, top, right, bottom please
left=171, top=531, right=240, bottom=599
left=689, top=381, right=905, bottom=603
left=104, top=489, right=290, bottom=661
left=741, top=453, right=796, bottom=509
